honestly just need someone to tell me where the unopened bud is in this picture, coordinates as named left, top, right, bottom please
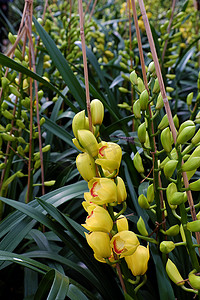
left=187, top=92, right=193, bottom=106
left=152, top=78, right=160, bottom=94
left=130, top=71, right=138, bottom=85
left=139, top=89, right=149, bottom=110
left=166, top=259, right=184, bottom=286
left=90, top=99, right=104, bottom=126
left=176, top=126, right=195, bottom=145
left=138, top=194, right=150, bottom=209
left=137, top=216, right=148, bottom=236
left=133, top=152, right=144, bottom=173
left=133, top=100, right=141, bottom=119
left=137, top=122, right=146, bottom=144
left=164, top=160, right=178, bottom=178
left=160, top=241, right=175, bottom=254
left=189, top=273, right=200, bottom=290
left=147, top=184, right=154, bottom=203
left=161, top=127, right=172, bottom=153
left=187, top=220, right=200, bottom=232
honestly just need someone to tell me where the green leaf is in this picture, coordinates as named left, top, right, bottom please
left=150, top=244, right=175, bottom=300
left=34, top=269, right=69, bottom=300
left=67, top=284, right=88, bottom=300
left=33, top=16, right=86, bottom=109
left=0, top=53, right=78, bottom=112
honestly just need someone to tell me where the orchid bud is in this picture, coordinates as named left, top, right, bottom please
left=156, top=92, right=164, bottom=110
left=153, top=78, right=160, bottom=93
left=72, top=110, right=86, bottom=139
left=130, top=70, right=137, bottom=85
left=85, top=232, right=111, bottom=263
left=137, top=216, right=148, bottom=236
left=125, top=245, right=150, bottom=276
left=189, top=178, right=200, bottom=191
left=133, top=100, right=141, bottom=119
left=138, top=194, right=150, bottom=209
left=90, top=99, right=104, bottom=125
left=77, top=130, right=98, bottom=157
left=165, top=224, right=180, bottom=236
left=161, top=127, right=172, bottom=153
left=84, top=178, right=117, bottom=205
left=133, top=152, right=144, bottom=173
left=137, top=122, right=147, bottom=144
left=139, top=89, right=149, bottom=111
left=192, top=128, right=200, bottom=145
left=160, top=241, right=175, bottom=253
left=76, top=152, right=96, bottom=181
left=186, top=92, right=193, bottom=106
left=182, top=157, right=200, bottom=172
left=164, top=160, right=178, bottom=178
left=158, top=114, right=169, bottom=130
left=166, top=259, right=184, bottom=286
left=147, top=184, right=154, bottom=203
left=111, top=230, right=139, bottom=258
left=187, top=220, right=200, bottom=232
left=179, top=120, right=195, bottom=133
left=137, top=78, right=145, bottom=92
left=170, top=192, right=185, bottom=205
left=116, top=214, right=129, bottom=232
left=166, top=183, right=177, bottom=209
left=82, top=205, right=113, bottom=233
left=116, top=176, right=127, bottom=204
left=189, top=273, right=200, bottom=290
left=176, top=125, right=196, bottom=145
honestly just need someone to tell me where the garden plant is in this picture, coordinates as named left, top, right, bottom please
left=0, top=0, right=200, bottom=299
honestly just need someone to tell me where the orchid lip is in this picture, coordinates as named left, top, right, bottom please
left=91, top=182, right=98, bottom=197
left=113, top=239, right=124, bottom=254
left=99, top=146, right=107, bottom=157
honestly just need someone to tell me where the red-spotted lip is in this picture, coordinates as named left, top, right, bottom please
left=113, top=239, right=124, bottom=254
left=91, top=182, right=98, bottom=197
left=87, top=210, right=94, bottom=219
left=99, top=145, right=107, bottom=157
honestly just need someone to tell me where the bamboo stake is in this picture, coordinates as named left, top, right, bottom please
left=78, top=0, right=93, bottom=132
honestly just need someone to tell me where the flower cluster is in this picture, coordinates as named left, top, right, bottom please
left=72, top=99, right=150, bottom=278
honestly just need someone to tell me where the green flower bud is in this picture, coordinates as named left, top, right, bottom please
left=9, top=85, right=21, bottom=97
left=72, top=110, right=86, bottom=139
left=17, top=146, right=25, bottom=157
left=44, top=180, right=56, bottom=186
left=0, top=163, right=6, bottom=169
left=139, top=90, right=149, bottom=110
left=1, top=77, right=9, bottom=89
left=164, top=160, right=178, bottom=178
left=16, top=119, right=25, bottom=129
left=173, top=115, right=179, bottom=129
left=158, top=114, right=169, bottom=131
left=40, top=117, right=46, bottom=126
left=179, top=120, right=195, bottom=134
left=14, top=49, right=23, bottom=61
left=176, top=126, right=196, bottom=145
left=166, top=74, right=176, bottom=79
left=189, top=273, right=200, bottom=290
left=133, top=100, right=141, bottom=119
left=118, top=87, right=130, bottom=93
left=130, top=70, right=138, bottom=85
left=189, top=178, right=200, bottom=191
left=133, top=152, right=144, bottom=173
left=153, top=78, right=160, bottom=94
left=148, top=61, right=155, bottom=74
left=2, top=110, right=14, bottom=120
left=160, top=241, right=175, bottom=254
left=138, top=194, right=150, bottom=209
left=18, top=137, right=26, bottom=144
left=197, top=211, right=200, bottom=220
left=78, top=130, right=98, bottom=157
left=166, top=259, right=184, bottom=286
left=192, top=128, right=200, bottom=145
left=21, top=110, right=28, bottom=121
left=90, top=99, right=104, bottom=125
left=186, top=92, right=193, bottom=106
left=137, top=216, right=148, bottom=236
left=1, top=133, right=16, bottom=142
left=161, top=127, right=172, bottom=153
left=34, top=159, right=41, bottom=169
left=42, top=145, right=51, bottom=152
left=156, top=92, right=164, bottom=110
left=147, top=184, right=154, bottom=203
left=187, top=220, right=200, bottom=232
left=182, top=157, right=200, bottom=172
left=166, top=182, right=177, bottom=209
left=165, top=224, right=179, bottom=236
left=8, top=32, right=16, bottom=44
left=137, top=78, right=145, bottom=93
left=170, top=192, right=185, bottom=205
left=137, top=122, right=146, bottom=144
